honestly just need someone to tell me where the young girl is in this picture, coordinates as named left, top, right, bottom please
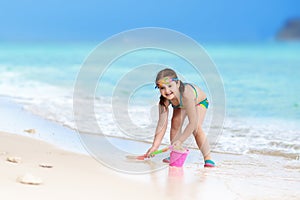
left=145, top=68, right=215, bottom=167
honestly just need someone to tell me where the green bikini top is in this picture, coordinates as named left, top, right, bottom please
left=169, top=83, right=209, bottom=109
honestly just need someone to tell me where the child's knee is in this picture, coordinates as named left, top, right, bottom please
left=193, top=128, right=203, bottom=136
left=172, top=124, right=181, bottom=136
left=171, top=116, right=181, bottom=125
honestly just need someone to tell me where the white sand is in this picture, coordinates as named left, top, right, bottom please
left=1, top=130, right=299, bottom=200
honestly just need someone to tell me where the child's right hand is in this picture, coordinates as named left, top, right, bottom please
left=145, top=146, right=158, bottom=157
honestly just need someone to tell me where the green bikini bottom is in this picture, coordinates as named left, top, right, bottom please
left=197, top=98, right=209, bottom=109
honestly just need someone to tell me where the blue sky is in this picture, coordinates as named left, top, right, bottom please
left=0, top=0, right=299, bottom=42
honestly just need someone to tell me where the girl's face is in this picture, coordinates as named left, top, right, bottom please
left=156, top=77, right=179, bottom=100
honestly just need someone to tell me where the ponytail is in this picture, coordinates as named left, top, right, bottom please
left=179, top=80, right=185, bottom=94
left=159, top=95, right=167, bottom=112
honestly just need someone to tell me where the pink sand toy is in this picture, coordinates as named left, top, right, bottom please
left=169, top=146, right=189, bottom=167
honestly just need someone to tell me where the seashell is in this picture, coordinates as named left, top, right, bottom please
left=6, top=156, right=22, bottom=163
left=39, top=163, right=53, bottom=168
left=24, top=129, right=36, bottom=134
left=17, top=173, right=43, bottom=185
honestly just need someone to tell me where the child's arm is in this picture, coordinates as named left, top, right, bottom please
left=146, top=104, right=169, bottom=156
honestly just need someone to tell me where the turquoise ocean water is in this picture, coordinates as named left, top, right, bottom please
left=0, top=41, right=299, bottom=159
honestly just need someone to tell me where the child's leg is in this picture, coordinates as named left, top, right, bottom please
left=194, top=128, right=211, bottom=161
left=162, top=109, right=186, bottom=163
left=170, top=108, right=186, bottom=143
left=193, top=106, right=212, bottom=161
